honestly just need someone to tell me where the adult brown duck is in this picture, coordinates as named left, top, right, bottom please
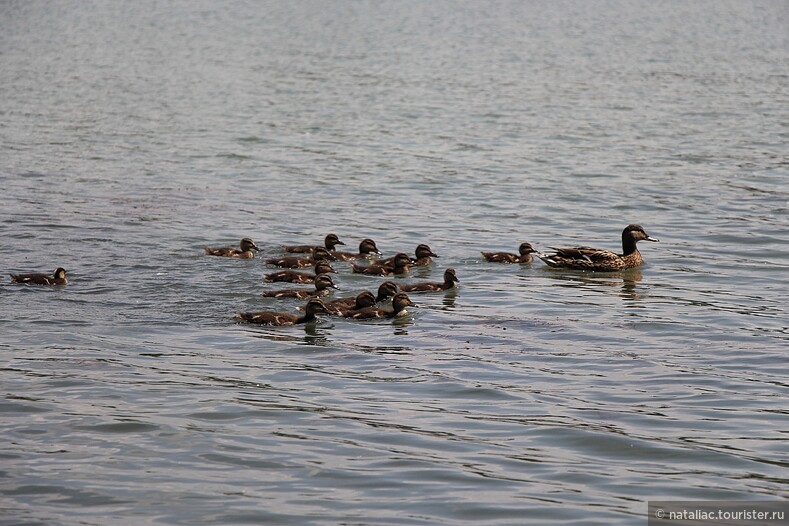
left=537, top=224, right=659, bottom=271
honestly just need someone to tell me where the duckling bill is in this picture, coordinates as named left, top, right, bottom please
left=10, top=268, right=68, bottom=286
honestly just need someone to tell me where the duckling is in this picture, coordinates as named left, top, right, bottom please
left=351, top=252, right=412, bottom=276
left=376, top=281, right=400, bottom=302
left=264, top=261, right=336, bottom=283
left=324, top=290, right=377, bottom=315
left=400, top=268, right=459, bottom=292
left=537, top=224, right=659, bottom=271
left=481, top=242, right=535, bottom=263
left=332, top=238, right=382, bottom=261
left=261, top=274, right=338, bottom=299
left=345, top=292, right=416, bottom=320
left=265, top=247, right=336, bottom=268
left=378, top=244, right=438, bottom=266
left=10, top=267, right=68, bottom=286
left=204, top=237, right=259, bottom=259
left=283, top=233, right=345, bottom=254
left=234, top=298, right=330, bottom=326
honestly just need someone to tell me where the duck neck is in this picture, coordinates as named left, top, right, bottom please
left=621, top=234, right=638, bottom=256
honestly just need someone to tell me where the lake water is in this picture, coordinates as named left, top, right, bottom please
left=1, top=1, right=787, bottom=524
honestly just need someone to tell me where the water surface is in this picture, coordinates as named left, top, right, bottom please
left=1, top=1, right=787, bottom=524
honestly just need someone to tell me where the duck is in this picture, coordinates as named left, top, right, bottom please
left=323, top=290, right=377, bottom=315
left=204, top=237, right=260, bottom=259
left=345, top=292, right=416, bottom=320
left=264, top=261, right=335, bottom=283
left=332, top=238, right=382, bottom=261
left=261, top=274, right=338, bottom=299
left=537, top=224, right=659, bottom=271
left=400, top=268, right=459, bottom=292
left=283, top=233, right=345, bottom=254
left=376, top=281, right=400, bottom=302
left=378, top=244, right=438, bottom=266
left=265, top=247, right=336, bottom=268
left=10, top=267, right=68, bottom=286
left=351, top=252, right=412, bottom=276
left=481, top=242, right=535, bottom=263
left=234, top=298, right=330, bottom=326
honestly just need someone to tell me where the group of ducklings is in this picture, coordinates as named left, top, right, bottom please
left=206, top=235, right=458, bottom=326
left=201, top=224, right=658, bottom=326
left=9, top=224, right=659, bottom=328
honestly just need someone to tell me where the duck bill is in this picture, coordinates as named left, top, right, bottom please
left=645, top=236, right=659, bottom=242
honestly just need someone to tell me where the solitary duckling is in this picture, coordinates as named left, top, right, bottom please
left=234, top=298, right=330, bottom=326
left=323, top=291, right=377, bottom=315
left=266, top=247, right=336, bottom=268
left=376, top=281, right=400, bottom=302
left=261, top=274, right=338, bottom=299
left=537, top=224, right=659, bottom=271
left=264, top=261, right=335, bottom=283
left=345, top=292, right=416, bottom=320
left=378, top=244, right=438, bottom=266
left=283, top=233, right=345, bottom=254
left=400, top=268, right=459, bottom=292
left=10, top=267, right=68, bottom=286
left=204, top=237, right=260, bottom=259
left=351, top=252, right=412, bottom=276
left=332, top=238, right=382, bottom=261
left=481, top=242, right=535, bottom=263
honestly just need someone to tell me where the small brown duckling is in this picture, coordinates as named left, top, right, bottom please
left=345, top=292, right=416, bottom=320
left=264, top=261, right=336, bottom=283
left=351, top=252, right=412, bottom=276
left=265, top=247, right=336, bottom=268
left=376, top=281, right=400, bottom=302
left=378, top=244, right=438, bottom=266
left=537, top=224, right=659, bottom=271
left=283, top=233, right=345, bottom=254
left=481, top=242, right=535, bottom=263
left=234, top=298, right=330, bottom=326
left=10, top=267, right=68, bottom=286
left=323, top=290, right=377, bottom=315
left=204, top=237, right=260, bottom=259
left=261, top=274, right=338, bottom=299
left=332, top=238, right=382, bottom=261
left=400, top=268, right=459, bottom=292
